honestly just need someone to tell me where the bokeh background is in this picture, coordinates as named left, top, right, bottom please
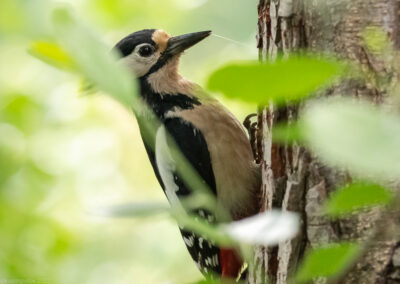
left=0, top=0, right=258, bottom=283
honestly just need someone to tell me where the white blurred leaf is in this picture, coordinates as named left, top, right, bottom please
left=301, top=98, right=400, bottom=181
left=97, top=204, right=300, bottom=247
left=224, top=210, right=300, bottom=246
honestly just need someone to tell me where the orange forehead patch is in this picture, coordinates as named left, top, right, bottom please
left=152, top=30, right=171, bottom=52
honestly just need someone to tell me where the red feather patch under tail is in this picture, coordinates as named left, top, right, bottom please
left=220, top=248, right=243, bottom=279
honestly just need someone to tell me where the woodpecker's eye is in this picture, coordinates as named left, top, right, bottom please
left=138, top=45, right=154, bottom=57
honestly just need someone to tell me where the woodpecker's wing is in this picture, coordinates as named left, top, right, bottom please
left=140, top=117, right=222, bottom=276
left=163, top=117, right=222, bottom=276
left=163, top=117, right=217, bottom=197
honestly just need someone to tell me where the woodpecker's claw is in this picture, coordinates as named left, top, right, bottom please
left=243, top=113, right=256, bottom=129
left=243, top=113, right=259, bottom=162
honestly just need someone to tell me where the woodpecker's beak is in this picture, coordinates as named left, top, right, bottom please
left=164, top=31, right=211, bottom=57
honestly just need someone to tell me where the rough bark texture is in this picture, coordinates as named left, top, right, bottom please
left=248, top=0, right=400, bottom=283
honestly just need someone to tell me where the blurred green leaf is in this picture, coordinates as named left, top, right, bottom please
left=0, top=0, right=25, bottom=35
left=98, top=202, right=170, bottom=218
left=29, top=41, right=77, bottom=71
left=105, top=204, right=300, bottom=247
left=0, top=0, right=51, bottom=37
left=272, top=122, right=304, bottom=143
left=51, top=7, right=136, bottom=108
left=172, top=209, right=234, bottom=247
left=85, top=0, right=148, bottom=28
left=0, top=94, right=44, bottom=133
left=301, top=98, right=400, bottom=181
left=0, top=123, right=26, bottom=183
left=207, top=57, right=342, bottom=104
left=324, top=182, right=393, bottom=217
left=296, top=242, right=361, bottom=283
left=79, top=78, right=97, bottom=95
left=0, top=201, right=78, bottom=282
left=100, top=202, right=234, bottom=246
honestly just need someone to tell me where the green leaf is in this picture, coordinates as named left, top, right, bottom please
left=171, top=209, right=235, bottom=247
left=51, top=7, right=136, bottom=108
left=98, top=201, right=235, bottom=246
left=29, top=41, right=77, bottom=70
left=324, top=182, right=393, bottom=217
left=102, top=204, right=300, bottom=247
left=207, top=57, right=342, bottom=105
left=0, top=0, right=51, bottom=37
left=0, top=123, right=26, bottom=184
left=79, top=78, right=97, bottom=96
left=272, top=122, right=304, bottom=143
left=301, top=97, right=400, bottom=181
left=296, top=242, right=361, bottom=283
left=95, top=202, right=170, bottom=218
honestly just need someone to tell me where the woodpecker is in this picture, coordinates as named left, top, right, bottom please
left=113, top=29, right=261, bottom=280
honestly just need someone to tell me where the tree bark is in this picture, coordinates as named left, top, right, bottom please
left=249, top=0, right=400, bottom=283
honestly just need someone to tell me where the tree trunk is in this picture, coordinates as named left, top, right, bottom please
left=248, top=0, right=400, bottom=283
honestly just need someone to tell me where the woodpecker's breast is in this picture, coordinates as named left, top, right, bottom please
left=168, top=99, right=261, bottom=220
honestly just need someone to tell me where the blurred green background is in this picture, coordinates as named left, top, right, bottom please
left=0, top=0, right=257, bottom=283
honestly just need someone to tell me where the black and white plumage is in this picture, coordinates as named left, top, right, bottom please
left=114, top=29, right=261, bottom=279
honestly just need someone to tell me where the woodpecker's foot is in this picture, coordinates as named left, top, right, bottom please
left=243, top=113, right=258, bottom=162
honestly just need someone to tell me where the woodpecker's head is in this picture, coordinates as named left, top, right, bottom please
left=113, top=29, right=211, bottom=78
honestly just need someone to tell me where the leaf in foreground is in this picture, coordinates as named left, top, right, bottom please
left=98, top=203, right=299, bottom=247
left=172, top=209, right=300, bottom=246
left=0, top=0, right=51, bottom=37
left=207, top=57, right=342, bottom=105
left=272, top=122, right=304, bottom=143
left=224, top=210, right=299, bottom=246
left=93, top=202, right=170, bottom=218
left=324, top=182, right=393, bottom=217
left=296, top=242, right=361, bottom=283
left=301, top=98, right=400, bottom=181
left=51, top=7, right=136, bottom=108
left=29, top=41, right=77, bottom=71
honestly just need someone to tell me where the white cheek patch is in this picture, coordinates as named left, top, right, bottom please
left=123, top=53, right=157, bottom=77
left=122, top=46, right=160, bottom=77
left=155, top=126, right=180, bottom=205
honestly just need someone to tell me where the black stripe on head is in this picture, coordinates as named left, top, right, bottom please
left=113, top=29, right=156, bottom=58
